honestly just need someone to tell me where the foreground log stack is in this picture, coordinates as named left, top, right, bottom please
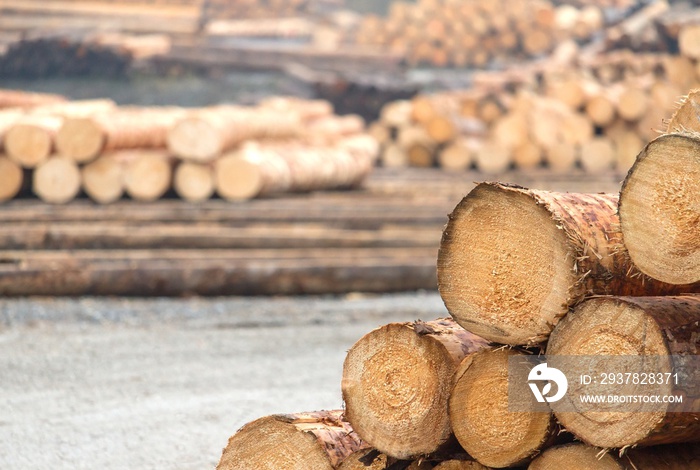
left=0, top=93, right=380, bottom=204
left=216, top=92, right=700, bottom=468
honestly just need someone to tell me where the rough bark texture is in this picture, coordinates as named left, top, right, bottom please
left=449, top=348, right=559, bottom=468
left=438, top=182, right=700, bottom=345
left=547, top=296, right=700, bottom=448
left=667, top=90, right=700, bottom=133
left=342, top=318, right=489, bottom=460
left=619, top=132, right=700, bottom=285
left=217, top=410, right=365, bottom=470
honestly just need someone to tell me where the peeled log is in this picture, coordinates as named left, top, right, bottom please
left=173, top=162, right=214, bottom=202
left=33, top=157, right=81, bottom=204
left=342, top=318, right=489, bottom=459
left=450, top=348, right=557, bottom=468
left=547, top=296, right=700, bottom=448
left=81, top=155, right=124, bottom=204
left=528, top=444, right=622, bottom=470
left=56, top=107, right=185, bottom=163
left=0, top=89, right=65, bottom=109
left=167, top=106, right=301, bottom=162
left=217, top=410, right=365, bottom=470
left=438, top=182, right=700, bottom=345
left=579, top=136, right=615, bottom=174
left=5, top=115, right=62, bottom=168
left=0, top=156, right=22, bottom=202
left=123, top=151, right=172, bottom=202
left=619, top=133, right=700, bottom=284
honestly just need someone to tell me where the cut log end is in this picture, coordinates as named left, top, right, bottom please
left=167, top=116, right=221, bottom=162
left=56, top=117, right=104, bottom=163
left=0, top=156, right=23, bottom=202
left=450, top=349, right=554, bottom=468
left=433, top=460, right=490, bottom=469
left=438, top=183, right=574, bottom=345
left=5, top=123, right=54, bottom=168
left=528, top=444, right=622, bottom=470
left=174, top=162, right=214, bottom=202
left=547, top=296, right=700, bottom=448
left=217, top=411, right=363, bottom=470
left=215, top=155, right=264, bottom=201
left=33, top=157, right=81, bottom=204
left=123, top=152, right=172, bottom=202
left=81, top=156, right=124, bottom=204
left=619, top=133, right=700, bottom=284
left=342, top=319, right=486, bottom=459
left=337, top=449, right=388, bottom=470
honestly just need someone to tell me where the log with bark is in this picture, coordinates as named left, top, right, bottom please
left=449, top=348, right=559, bottom=468
left=342, top=319, right=489, bottom=459
left=437, top=182, right=700, bottom=345
left=530, top=443, right=700, bottom=469
left=618, top=133, right=700, bottom=284
left=217, top=410, right=365, bottom=470
left=547, top=296, right=700, bottom=448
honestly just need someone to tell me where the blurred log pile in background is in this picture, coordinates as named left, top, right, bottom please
left=0, top=91, right=378, bottom=204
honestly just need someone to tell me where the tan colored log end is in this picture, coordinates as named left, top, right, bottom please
left=33, top=157, right=81, bottom=204
left=123, top=151, right=172, bottom=202
left=528, top=444, right=621, bottom=470
left=55, top=117, right=104, bottom=163
left=214, top=154, right=264, bottom=201
left=0, top=156, right=23, bottom=202
left=167, top=116, right=221, bottom=162
left=174, top=161, right=214, bottom=202
left=81, top=156, right=124, bottom=205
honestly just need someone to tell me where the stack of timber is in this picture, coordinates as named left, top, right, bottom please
left=0, top=0, right=202, bottom=36
left=371, top=47, right=699, bottom=174
left=343, top=0, right=607, bottom=68
left=0, top=94, right=379, bottom=204
left=215, top=91, right=700, bottom=468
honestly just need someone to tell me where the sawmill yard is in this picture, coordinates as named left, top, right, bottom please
left=2, top=0, right=700, bottom=469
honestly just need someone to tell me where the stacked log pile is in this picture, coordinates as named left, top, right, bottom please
left=371, top=46, right=700, bottom=174
left=0, top=94, right=378, bottom=204
left=216, top=91, right=700, bottom=467
left=343, top=0, right=607, bottom=68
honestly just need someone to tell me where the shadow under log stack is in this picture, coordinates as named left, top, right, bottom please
left=547, top=296, right=700, bottom=448
left=437, top=182, right=700, bottom=346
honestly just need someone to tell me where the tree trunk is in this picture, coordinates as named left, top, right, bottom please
left=32, top=157, right=81, bottom=204
left=0, top=156, right=23, bottom=202
left=217, top=411, right=365, bottom=470
left=56, top=106, right=185, bottom=163
left=337, top=449, right=389, bottom=470
left=342, top=318, right=489, bottom=459
left=547, top=296, right=700, bottom=448
left=433, top=460, right=490, bottom=469
left=618, top=133, right=700, bottom=284
left=449, top=348, right=559, bottom=468
left=0, top=88, right=65, bottom=109
left=438, top=182, right=700, bottom=345
left=579, top=136, right=615, bottom=174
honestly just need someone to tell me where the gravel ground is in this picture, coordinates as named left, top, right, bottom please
left=0, top=292, right=444, bottom=470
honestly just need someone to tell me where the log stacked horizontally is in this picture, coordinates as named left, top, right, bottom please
left=0, top=92, right=378, bottom=204
left=217, top=90, right=700, bottom=467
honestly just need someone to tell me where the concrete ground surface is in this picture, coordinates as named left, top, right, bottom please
left=0, top=292, right=443, bottom=469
